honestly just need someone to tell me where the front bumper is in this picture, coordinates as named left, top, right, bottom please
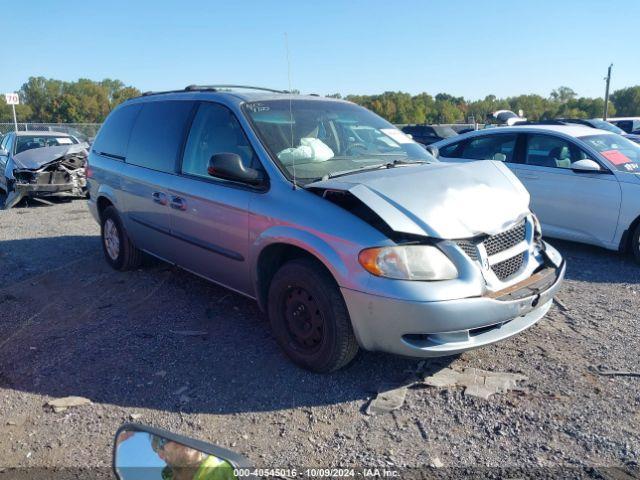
left=342, top=258, right=565, bottom=358
left=4, top=179, right=86, bottom=209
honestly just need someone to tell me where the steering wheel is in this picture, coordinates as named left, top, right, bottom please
left=345, top=143, right=369, bottom=156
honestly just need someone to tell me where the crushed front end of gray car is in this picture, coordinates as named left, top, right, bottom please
left=3, top=144, right=88, bottom=209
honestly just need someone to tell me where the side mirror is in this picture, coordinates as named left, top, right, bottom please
left=425, top=145, right=439, bottom=159
left=113, top=424, right=253, bottom=480
left=0, top=147, right=8, bottom=157
left=571, top=159, right=603, bottom=173
left=208, top=153, right=265, bottom=186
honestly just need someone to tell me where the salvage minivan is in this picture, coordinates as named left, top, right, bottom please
left=87, top=86, right=565, bottom=372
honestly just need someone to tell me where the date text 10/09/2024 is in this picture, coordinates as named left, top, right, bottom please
left=232, top=468, right=401, bottom=478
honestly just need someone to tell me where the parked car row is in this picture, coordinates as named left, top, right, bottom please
left=515, top=118, right=640, bottom=144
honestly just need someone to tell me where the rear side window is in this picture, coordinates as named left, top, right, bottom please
left=92, top=104, right=142, bottom=159
left=461, top=134, right=517, bottom=162
left=127, top=101, right=194, bottom=173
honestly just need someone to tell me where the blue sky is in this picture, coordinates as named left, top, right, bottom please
left=3, top=0, right=639, bottom=99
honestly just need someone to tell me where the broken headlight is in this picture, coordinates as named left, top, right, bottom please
left=358, top=245, right=458, bottom=281
left=13, top=170, right=35, bottom=184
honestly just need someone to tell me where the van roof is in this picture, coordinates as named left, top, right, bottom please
left=125, top=85, right=342, bottom=105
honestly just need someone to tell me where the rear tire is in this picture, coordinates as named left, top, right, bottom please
left=101, top=206, right=142, bottom=271
left=267, top=258, right=359, bottom=373
left=631, top=222, right=640, bottom=264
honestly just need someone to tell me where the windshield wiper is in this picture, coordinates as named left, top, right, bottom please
left=323, top=159, right=428, bottom=180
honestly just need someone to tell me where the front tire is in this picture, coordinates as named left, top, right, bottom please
left=267, top=258, right=359, bottom=373
left=631, top=222, right=640, bottom=264
left=101, top=206, right=142, bottom=271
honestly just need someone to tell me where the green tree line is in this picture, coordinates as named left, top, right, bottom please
left=339, top=85, right=640, bottom=124
left=2, top=77, right=640, bottom=125
left=0, top=77, right=140, bottom=124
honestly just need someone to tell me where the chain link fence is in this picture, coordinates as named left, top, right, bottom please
left=0, top=123, right=101, bottom=142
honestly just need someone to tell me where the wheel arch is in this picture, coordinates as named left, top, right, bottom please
left=619, top=213, right=640, bottom=252
left=96, top=195, right=114, bottom=222
left=252, top=228, right=351, bottom=312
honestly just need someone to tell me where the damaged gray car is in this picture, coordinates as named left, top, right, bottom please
left=0, top=131, right=88, bottom=209
left=88, top=88, right=566, bottom=372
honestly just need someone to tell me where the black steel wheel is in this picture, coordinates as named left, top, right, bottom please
left=268, top=258, right=359, bottom=372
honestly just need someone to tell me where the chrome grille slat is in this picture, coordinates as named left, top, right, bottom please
left=483, top=220, right=526, bottom=256
left=492, top=252, right=525, bottom=280
left=456, top=240, right=478, bottom=261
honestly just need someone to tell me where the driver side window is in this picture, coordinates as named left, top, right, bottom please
left=182, top=103, right=261, bottom=180
left=524, top=134, right=588, bottom=169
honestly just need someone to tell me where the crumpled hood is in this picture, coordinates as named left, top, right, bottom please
left=12, top=144, right=88, bottom=170
left=308, top=160, right=531, bottom=239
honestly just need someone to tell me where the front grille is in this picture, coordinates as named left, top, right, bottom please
left=456, top=240, right=478, bottom=261
left=492, top=252, right=525, bottom=280
left=483, top=220, right=526, bottom=256
left=455, top=219, right=529, bottom=282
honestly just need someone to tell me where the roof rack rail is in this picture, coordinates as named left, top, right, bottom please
left=184, top=84, right=289, bottom=94
left=141, top=89, right=188, bottom=97
left=133, top=85, right=290, bottom=100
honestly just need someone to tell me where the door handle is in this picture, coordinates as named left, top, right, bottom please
left=151, top=191, right=168, bottom=205
left=170, top=196, right=187, bottom=211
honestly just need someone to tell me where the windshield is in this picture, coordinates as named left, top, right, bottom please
left=580, top=133, right=640, bottom=173
left=243, top=99, right=434, bottom=184
left=587, top=119, right=625, bottom=135
left=432, top=126, right=457, bottom=138
left=15, top=135, right=77, bottom=154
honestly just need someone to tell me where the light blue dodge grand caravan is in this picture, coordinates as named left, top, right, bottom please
left=87, top=86, right=565, bottom=372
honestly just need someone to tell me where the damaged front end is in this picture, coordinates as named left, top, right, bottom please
left=4, top=144, right=88, bottom=209
left=306, top=160, right=565, bottom=357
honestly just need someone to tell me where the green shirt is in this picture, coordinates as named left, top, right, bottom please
left=193, top=455, right=236, bottom=480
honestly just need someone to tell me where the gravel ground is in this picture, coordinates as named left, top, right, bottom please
left=0, top=199, right=638, bottom=478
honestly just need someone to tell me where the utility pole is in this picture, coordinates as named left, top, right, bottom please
left=603, top=63, right=613, bottom=120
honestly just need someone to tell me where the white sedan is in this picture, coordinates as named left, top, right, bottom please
left=434, top=125, right=640, bottom=262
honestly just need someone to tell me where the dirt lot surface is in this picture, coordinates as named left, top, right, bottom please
left=0, top=199, right=638, bottom=478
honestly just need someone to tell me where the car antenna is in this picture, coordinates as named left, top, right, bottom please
left=285, top=32, right=297, bottom=190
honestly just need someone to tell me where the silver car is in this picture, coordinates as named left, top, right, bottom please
left=434, top=125, right=640, bottom=262
left=87, top=87, right=565, bottom=372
